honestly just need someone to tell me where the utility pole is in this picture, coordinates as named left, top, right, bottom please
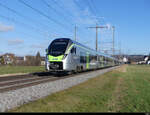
left=96, top=23, right=98, bottom=51
left=119, top=41, right=122, bottom=60
left=88, top=24, right=108, bottom=51
left=74, top=25, right=77, bottom=41
left=112, top=26, right=115, bottom=56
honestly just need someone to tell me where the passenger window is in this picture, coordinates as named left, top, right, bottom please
left=71, top=48, right=73, bottom=53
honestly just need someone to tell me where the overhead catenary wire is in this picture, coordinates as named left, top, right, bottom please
left=0, top=2, right=54, bottom=35
left=42, top=0, right=74, bottom=26
left=18, top=0, right=73, bottom=33
left=90, top=0, right=107, bottom=25
left=87, top=0, right=106, bottom=25
left=73, top=0, right=84, bottom=11
left=85, top=0, right=97, bottom=18
left=52, top=0, right=75, bottom=19
left=0, top=14, right=50, bottom=38
left=0, top=1, right=72, bottom=39
left=49, top=0, right=86, bottom=41
left=51, top=0, right=78, bottom=32
left=0, top=16, right=45, bottom=40
left=89, top=0, right=98, bottom=14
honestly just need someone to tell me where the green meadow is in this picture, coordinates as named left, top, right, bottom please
left=0, top=66, right=44, bottom=75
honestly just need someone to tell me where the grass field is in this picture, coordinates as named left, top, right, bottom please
left=10, top=65, right=150, bottom=112
left=0, top=66, right=45, bottom=75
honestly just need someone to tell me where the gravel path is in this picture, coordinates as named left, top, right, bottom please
left=0, top=66, right=119, bottom=112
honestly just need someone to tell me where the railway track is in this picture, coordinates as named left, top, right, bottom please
left=0, top=66, right=118, bottom=93
left=0, top=72, right=68, bottom=93
left=0, top=70, right=96, bottom=93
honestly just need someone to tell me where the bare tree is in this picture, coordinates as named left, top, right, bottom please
left=35, top=51, right=41, bottom=66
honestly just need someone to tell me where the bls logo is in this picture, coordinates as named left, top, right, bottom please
left=53, top=58, right=58, bottom=60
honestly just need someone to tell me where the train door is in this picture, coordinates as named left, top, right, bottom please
left=70, top=47, right=77, bottom=70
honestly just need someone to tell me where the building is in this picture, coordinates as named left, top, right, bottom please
left=123, top=57, right=129, bottom=64
left=2, top=53, right=15, bottom=65
left=41, top=57, right=45, bottom=66
left=0, top=53, right=46, bottom=66
left=15, top=56, right=24, bottom=65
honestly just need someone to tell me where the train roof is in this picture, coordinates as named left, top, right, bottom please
left=54, top=38, right=116, bottom=60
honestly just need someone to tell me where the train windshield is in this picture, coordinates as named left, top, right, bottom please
left=48, top=40, right=69, bottom=56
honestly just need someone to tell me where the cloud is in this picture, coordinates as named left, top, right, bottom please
left=8, top=39, right=24, bottom=46
left=0, top=23, right=14, bottom=32
left=31, top=44, right=45, bottom=49
left=59, top=0, right=98, bottom=26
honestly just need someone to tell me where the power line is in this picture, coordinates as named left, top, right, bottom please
left=42, top=0, right=73, bottom=26
left=0, top=16, right=44, bottom=40
left=52, top=0, right=74, bottom=19
left=87, top=0, right=97, bottom=17
left=75, top=0, right=105, bottom=25
left=88, top=24, right=108, bottom=51
left=18, top=0, right=72, bottom=33
left=99, top=26, right=116, bottom=56
left=112, top=26, right=115, bottom=56
left=18, top=0, right=63, bottom=26
left=90, top=0, right=106, bottom=25
left=84, top=0, right=105, bottom=26
left=0, top=2, right=53, bottom=34
left=0, top=1, right=73, bottom=38
left=85, top=0, right=97, bottom=18
left=52, top=0, right=90, bottom=42
left=73, top=0, right=84, bottom=11
left=0, top=13, right=49, bottom=38
left=86, top=0, right=107, bottom=25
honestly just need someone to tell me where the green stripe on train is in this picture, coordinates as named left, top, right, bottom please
left=86, top=52, right=89, bottom=69
left=66, top=44, right=75, bottom=54
left=66, top=43, right=93, bottom=54
left=48, top=55, right=64, bottom=62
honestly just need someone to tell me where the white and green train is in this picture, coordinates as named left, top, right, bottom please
left=45, top=38, right=120, bottom=73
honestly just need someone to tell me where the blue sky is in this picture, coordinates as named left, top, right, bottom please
left=0, top=0, right=150, bottom=56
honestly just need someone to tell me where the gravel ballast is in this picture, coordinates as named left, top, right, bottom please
left=0, top=66, right=119, bottom=112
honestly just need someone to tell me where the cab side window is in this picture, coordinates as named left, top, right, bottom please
left=71, top=47, right=76, bottom=54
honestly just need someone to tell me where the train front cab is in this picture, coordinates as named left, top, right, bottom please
left=45, top=38, right=72, bottom=72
